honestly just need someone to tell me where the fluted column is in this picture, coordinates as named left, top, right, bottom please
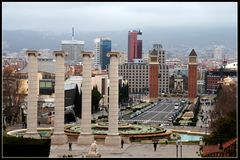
left=24, top=50, right=40, bottom=139
left=77, top=52, right=95, bottom=145
left=105, top=52, right=121, bottom=147
left=51, top=51, right=68, bottom=145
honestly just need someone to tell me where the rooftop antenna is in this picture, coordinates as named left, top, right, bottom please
left=72, top=27, right=74, bottom=41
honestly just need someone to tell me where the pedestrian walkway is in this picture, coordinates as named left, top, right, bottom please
left=49, top=142, right=201, bottom=158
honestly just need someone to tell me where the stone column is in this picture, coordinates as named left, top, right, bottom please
left=77, top=52, right=95, bottom=145
left=105, top=52, right=121, bottom=147
left=51, top=51, right=68, bottom=145
left=24, top=50, right=40, bottom=139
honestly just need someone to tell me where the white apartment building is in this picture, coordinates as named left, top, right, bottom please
left=119, top=62, right=169, bottom=94
left=94, top=38, right=101, bottom=68
left=119, top=63, right=149, bottom=94
left=61, top=40, right=84, bottom=65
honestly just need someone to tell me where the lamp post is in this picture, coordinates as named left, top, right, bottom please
left=21, top=103, right=27, bottom=123
left=204, top=118, right=206, bottom=134
left=176, top=140, right=179, bottom=158
left=180, top=139, right=182, bottom=158
left=199, top=137, right=204, bottom=154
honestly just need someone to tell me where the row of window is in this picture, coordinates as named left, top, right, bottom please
left=124, top=76, right=148, bottom=79
left=129, top=85, right=169, bottom=88
left=120, top=70, right=168, bottom=74
left=130, top=88, right=169, bottom=93
left=121, top=73, right=168, bottom=76
left=125, top=78, right=169, bottom=82
left=120, top=65, right=149, bottom=69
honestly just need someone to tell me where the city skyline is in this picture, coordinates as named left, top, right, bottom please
left=3, top=2, right=237, bottom=33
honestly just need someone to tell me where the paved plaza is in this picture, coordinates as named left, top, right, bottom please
left=49, top=142, right=200, bottom=158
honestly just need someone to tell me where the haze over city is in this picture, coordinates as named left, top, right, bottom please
left=2, top=2, right=237, bottom=55
left=3, top=2, right=237, bottom=32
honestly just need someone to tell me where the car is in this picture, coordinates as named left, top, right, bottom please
left=160, top=124, right=165, bottom=127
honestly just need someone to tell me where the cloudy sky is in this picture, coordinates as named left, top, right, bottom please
left=3, top=2, right=237, bottom=33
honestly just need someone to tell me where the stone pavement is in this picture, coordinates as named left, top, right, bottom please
left=49, top=142, right=201, bottom=158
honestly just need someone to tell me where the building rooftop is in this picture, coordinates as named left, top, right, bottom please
left=189, top=49, right=197, bottom=56
left=202, top=138, right=237, bottom=157
left=61, top=40, right=84, bottom=45
left=17, top=61, right=56, bottom=74
left=64, top=83, right=77, bottom=91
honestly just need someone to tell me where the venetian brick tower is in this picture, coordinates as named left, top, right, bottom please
left=24, top=50, right=40, bottom=139
left=149, top=53, right=159, bottom=102
left=51, top=51, right=68, bottom=145
left=77, top=52, right=95, bottom=145
left=105, top=52, right=121, bottom=147
left=188, top=49, right=198, bottom=102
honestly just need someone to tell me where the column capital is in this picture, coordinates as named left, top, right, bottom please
left=26, top=50, right=40, bottom=57
left=53, top=51, right=66, bottom=57
left=107, top=51, right=121, bottom=58
left=81, top=51, right=95, bottom=58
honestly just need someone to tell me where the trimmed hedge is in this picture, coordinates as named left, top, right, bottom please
left=3, top=135, right=51, bottom=157
left=188, top=122, right=197, bottom=126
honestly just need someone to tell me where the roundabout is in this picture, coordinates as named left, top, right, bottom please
left=64, top=122, right=172, bottom=139
left=7, top=122, right=172, bottom=140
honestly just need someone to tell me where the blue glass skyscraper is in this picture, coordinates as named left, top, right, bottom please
left=101, top=38, right=111, bottom=70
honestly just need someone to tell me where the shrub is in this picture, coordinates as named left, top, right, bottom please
left=3, top=136, right=51, bottom=157
left=188, top=122, right=196, bottom=126
left=175, top=118, right=183, bottom=122
left=173, top=122, right=180, bottom=126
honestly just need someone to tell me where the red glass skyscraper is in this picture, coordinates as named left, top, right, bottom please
left=137, top=40, right=142, bottom=59
left=128, top=30, right=142, bottom=62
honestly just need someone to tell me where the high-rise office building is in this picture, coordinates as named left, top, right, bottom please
left=128, top=30, right=142, bottom=62
left=94, top=37, right=111, bottom=70
left=61, top=28, right=84, bottom=65
left=119, top=44, right=169, bottom=97
left=153, top=44, right=165, bottom=64
left=137, top=39, right=142, bottom=59
left=94, top=38, right=101, bottom=68
left=149, top=44, right=169, bottom=95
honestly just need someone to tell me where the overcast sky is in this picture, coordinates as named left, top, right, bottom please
left=3, top=2, right=237, bottom=33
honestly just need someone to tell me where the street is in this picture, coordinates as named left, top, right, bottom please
left=125, top=99, right=185, bottom=125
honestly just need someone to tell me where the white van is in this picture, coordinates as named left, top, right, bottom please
left=174, top=103, right=179, bottom=110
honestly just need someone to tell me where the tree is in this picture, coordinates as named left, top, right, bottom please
left=169, top=75, right=175, bottom=92
left=124, top=82, right=129, bottom=103
left=73, top=85, right=81, bottom=118
left=119, top=83, right=123, bottom=105
left=203, top=83, right=237, bottom=145
left=119, top=82, right=129, bottom=104
left=3, top=65, right=26, bottom=124
left=92, top=85, right=103, bottom=113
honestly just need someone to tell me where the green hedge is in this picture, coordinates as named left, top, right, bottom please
left=175, top=118, right=184, bottom=122
left=3, top=135, right=51, bottom=157
left=188, top=122, right=197, bottom=126
left=173, top=122, right=180, bottom=126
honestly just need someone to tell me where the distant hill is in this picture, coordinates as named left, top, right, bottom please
left=3, top=27, right=236, bottom=54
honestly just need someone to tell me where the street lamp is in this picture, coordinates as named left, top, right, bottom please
left=180, top=139, right=182, bottom=157
left=205, top=119, right=208, bottom=135
left=176, top=139, right=183, bottom=158
left=176, top=140, right=179, bottom=158
left=21, top=103, right=27, bottom=128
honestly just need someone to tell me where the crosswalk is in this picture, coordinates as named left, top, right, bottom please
left=144, top=111, right=173, bottom=113
left=123, top=119, right=169, bottom=124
